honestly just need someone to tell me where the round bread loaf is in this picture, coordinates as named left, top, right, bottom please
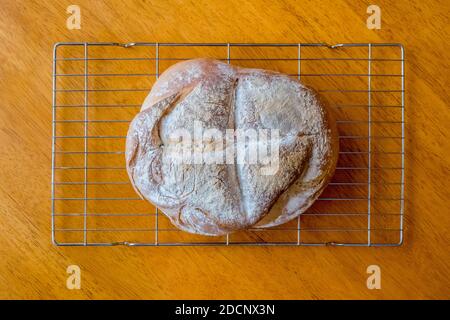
left=126, top=58, right=338, bottom=235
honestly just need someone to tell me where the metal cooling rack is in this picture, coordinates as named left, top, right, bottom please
left=51, top=42, right=405, bottom=246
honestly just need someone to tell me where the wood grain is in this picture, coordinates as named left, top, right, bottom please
left=0, top=0, right=449, bottom=299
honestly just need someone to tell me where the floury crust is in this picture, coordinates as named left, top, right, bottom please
left=126, top=59, right=339, bottom=236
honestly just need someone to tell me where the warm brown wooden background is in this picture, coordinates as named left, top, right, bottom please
left=0, top=0, right=449, bottom=299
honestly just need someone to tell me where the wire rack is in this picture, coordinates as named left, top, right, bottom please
left=51, top=42, right=405, bottom=246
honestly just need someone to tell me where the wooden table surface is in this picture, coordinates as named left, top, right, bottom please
left=1, top=0, right=449, bottom=299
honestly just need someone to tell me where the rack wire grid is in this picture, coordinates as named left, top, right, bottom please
left=51, top=42, right=405, bottom=247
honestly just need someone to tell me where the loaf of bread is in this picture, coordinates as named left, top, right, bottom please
left=126, top=59, right=338, bottom=235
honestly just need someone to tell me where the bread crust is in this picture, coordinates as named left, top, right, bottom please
left=126, top=58, right=338, bottom=235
